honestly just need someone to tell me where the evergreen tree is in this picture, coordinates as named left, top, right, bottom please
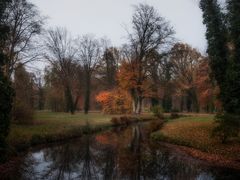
left=199, top=0, right=228, bottom=106
left=0, top=0, right=14, bottom=162
left=225, top=0, right=240, bottom=114
left=200, top=0, right=240, bottom=142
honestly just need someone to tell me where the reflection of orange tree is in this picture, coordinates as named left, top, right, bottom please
left=95, top=127, right=143, bottom=179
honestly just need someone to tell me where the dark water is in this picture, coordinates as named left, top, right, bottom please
left=8, top=124, right=240, bottom=180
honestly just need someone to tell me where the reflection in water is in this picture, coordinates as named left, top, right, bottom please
left=12, top=124, right=240, bottom=180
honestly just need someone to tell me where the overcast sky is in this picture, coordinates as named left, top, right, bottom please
left=30, top=0, right=207, bottom=53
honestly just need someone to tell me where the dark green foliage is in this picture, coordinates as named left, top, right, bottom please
left=200, top=0, right=228, bottom=105
left=225, top=0, right=240, bottom=114
left=162, top=95, right=172, bottom=113
left=0, top=0, right=14, bottom=163
left=150, top=105, right=164, bottom=119
left=212, top=113, right=240, bottom=143
left=200, top=0, right=240, bottom=142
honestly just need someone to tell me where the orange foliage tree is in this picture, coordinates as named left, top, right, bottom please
left=96, top=88, right=132, bottom=114
left=117, top=60, right=158, bottom=113
left=196, top=58, right=221, bottom=112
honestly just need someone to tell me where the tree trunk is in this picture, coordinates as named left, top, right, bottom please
left=64, top=85, right=75, bottom=114
left=84, top=75, right=91, bottom=114
left=136, top=96, right=143, bottom=114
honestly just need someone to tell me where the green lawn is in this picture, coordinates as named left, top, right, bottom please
left=7, top=111, right=117, bottom=151
left=7, top=111, right=153, bottom=151
left=151, top=115, right=240, bottom=159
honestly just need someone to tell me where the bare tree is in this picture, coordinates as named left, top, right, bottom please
left=3, top=0, right=45, bottom=77
left=76, top=35, right=102, bottom=114
left=44, top=27, right=79, bottom=114
left=98, top=47, right=120, bottom=89
left=127, top=3, right=175, bottom=114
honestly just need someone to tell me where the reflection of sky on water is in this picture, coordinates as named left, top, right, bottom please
left=16, top=125, right=240, bottom=180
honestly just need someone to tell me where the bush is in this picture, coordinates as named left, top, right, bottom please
left=170, top=112, right=180, bottom=119
left=111, top=116, right=139, bottom=126
left=13, top=101, right=34, bottom=124
left=96, top=89, right=132, bottom=114
left=171, top=108, right=180, bottom=113
left=212, top=113, right=240, bottom=143
left=150, top=106, right=164, bottom=119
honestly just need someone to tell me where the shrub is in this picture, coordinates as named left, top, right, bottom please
left=212, top=113, right=240, bottom=143
left=110, top=116, right=139, bottom=126
left=170, top=112, right=180, bottom=119
left=150, top=106, right=164, bottom=119
left=13, top=100, right=34, bottom=124
left=96, top=89, right=132, bottom=114
left=171, top=108, right=180, bottom=113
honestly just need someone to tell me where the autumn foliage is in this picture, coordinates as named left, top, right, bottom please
left=96, top=89, right=132, bottom=114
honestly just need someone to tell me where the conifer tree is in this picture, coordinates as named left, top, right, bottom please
left=0, top=0, right=14, bottom=162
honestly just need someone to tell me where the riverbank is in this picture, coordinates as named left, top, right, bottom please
left=7, top=111, right=155, bottom=153
left=151, top=115, right=240, bottom=170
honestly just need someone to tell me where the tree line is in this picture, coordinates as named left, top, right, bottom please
left=0, top=0, right=240, bottom=162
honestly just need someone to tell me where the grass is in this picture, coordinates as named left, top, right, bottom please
left=151, top=114, right=240, bottom=159
left=7, top=111, right=154, bottom=152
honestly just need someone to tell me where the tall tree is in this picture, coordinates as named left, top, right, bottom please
left=98, top=47, right=120, bottom=89
left=45, top=27, right=79, bottom=114
left=76, top=35, right=101, bottom=114
left=0, top=0, right=14, bottom=163
left=13, top=64, right=35, bottom=123
left=127, top=3, right=174, bottom=114
left=170, top=43, right=202, bottom=112
left=225, top=0, right=240, bottom=114
left=200, top=0, right=228, bottom=108
left=3, top=0, right=44, bottom=77
left=200, top=0, right=240, bottom=142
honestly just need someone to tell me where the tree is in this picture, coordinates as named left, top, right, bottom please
left=200, top=0, right=228, bottom=101
left=45, top=27, right=79, bottom=114
left=98, top=47, right=120, bottom=89
left=0, top=0, right=14, bottom=163
left=196, top=57, right=219, bottom=112
left=96, top=89, right=132, bottom=114
left=225, top=0, right=240, bottom=114
left=34, top=72, right=45, bottom=110
left=76, top=35, right=101, bottom=114
left=200, top=0, right=240, bottom=142
left=13, top=64, right=34, bottom=124
left=170, top=43, right=202, bottom=112
left=126, top=3, right=174, bottom=114
left=3, top=0, right=44, bottom=77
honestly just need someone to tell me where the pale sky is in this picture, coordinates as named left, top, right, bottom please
left=30, top=0, right=207, bottom=52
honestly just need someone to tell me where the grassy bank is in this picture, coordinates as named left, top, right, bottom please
left=151, top=115, right=240, bottom=160
left=7, top=111, right=154, bottom=152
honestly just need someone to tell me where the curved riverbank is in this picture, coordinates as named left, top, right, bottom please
left=2, top=120, right=240, bottom=180
left=157, top=142, right=240, bottom=170
left=151, top=116, right=240, bottom=170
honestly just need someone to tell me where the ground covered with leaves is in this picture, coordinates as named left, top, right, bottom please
left=151, top=115, right=240, bottom=161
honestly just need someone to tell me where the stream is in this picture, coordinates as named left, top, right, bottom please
left=5, top=123, right=240, bottom=180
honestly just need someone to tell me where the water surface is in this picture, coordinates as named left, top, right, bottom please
left=9, top=124, right=240, bottom=179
